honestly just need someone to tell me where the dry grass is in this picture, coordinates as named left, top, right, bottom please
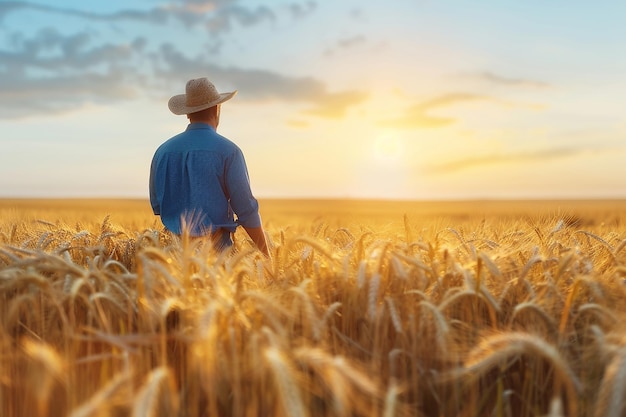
left=1, top=198, right=626, bottom=417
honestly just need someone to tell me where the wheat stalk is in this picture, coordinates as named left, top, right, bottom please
left=594, top=347, right=626, bottom=417
left=383, top=382, right=401, bottom=417
left=22, top=338, right=67, bottom=417
left=68, top=372, right=132, bottom=417
left=264, top=346, right=308, bottom=417
left=131, top=367, right=179, bottom=417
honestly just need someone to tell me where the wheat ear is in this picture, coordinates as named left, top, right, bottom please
left=464, top=332, right=581, bottom=415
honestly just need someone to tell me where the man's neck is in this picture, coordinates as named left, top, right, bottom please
left=189, top=118, right=217, bottom=129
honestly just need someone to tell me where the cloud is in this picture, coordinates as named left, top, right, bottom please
left=379, top=108, right=455, bottom=128
left=378, top=93, right=489, bottom=129
left=202, top=4, right=276, bottom=34
left=156, top=43, right=322, bottom=98
left=468, top=71, right=551, bottom=89
left=324, top=34, right=367, bottom=57
left=0, top=71, right=140, bottom=119
left=427, top=146, right=596, bottom=173
left=1, top=28, right=145, bottom=72
left=286, top=1, right=317, bottom=19
left=349, top=8, right=365, bottom=20
left=156, top=43, right=368, bottom=118
left=0, top=2, right=23, bottom=20
left=0, top=0, right=308, bottom=119
left=0, top=1, right=355, bottom=119
left=0, top=32, right=368, bottom=120
left=0, top=27, right=148, bottom=119
left=302, top=90, right=368, bottom=119
left=286, top=119, right=310, bottom=129
left=0, top=1, right=278, bottom=34
left=169, top=0, right=231, bottom=14
left=0, top=1, right=170, bottom=24
left=416, top=93, right=488, bottom=110
left=337, top=35, right=366, bottom=49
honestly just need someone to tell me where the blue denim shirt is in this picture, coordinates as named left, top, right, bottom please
left=149, top=123, right=261, bottom=247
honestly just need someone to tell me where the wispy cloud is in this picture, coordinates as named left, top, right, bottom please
left=285, top=1, right=317, bottom=19
left=378, top=93, right=489, bottom=129
left=323, top=34, right=369, bottom=57
left=427, top=146, right=601, bottom=174
left=0, top=1, right=289, bottom=34
left=337, top=35, right=366, bottom=49
left=1, top=28, right=145, bottom=71
left=303, top=90, right=368, bottom=119
left=466, top=71, right=551, bottom=89
left=201, top=3, right=276, bottom=33
left=0, top=71, right=140, bottom=119
left=415, top=93, right=488, bottom=110
left=0, top=1, right=170, bottom=24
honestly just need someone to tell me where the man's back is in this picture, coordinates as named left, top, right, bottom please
left=149, top=122, right=261, bottom=245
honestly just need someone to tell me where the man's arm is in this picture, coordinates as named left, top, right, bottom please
left=243, top=225, right=270, bottom=258
left=149, top=155, right=161, bottom=215
left=225, top=148, right=270, bottom=257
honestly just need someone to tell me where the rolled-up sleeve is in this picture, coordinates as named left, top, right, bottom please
left=225, top=148, right=261, bottom=228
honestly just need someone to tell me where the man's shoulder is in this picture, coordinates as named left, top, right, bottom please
left=161, top=129, right=188, bottom=145
left=153, top=135, right=178, bottom=155
left=213, top=132, right=241, bottom=151
left=155, top=129, right=241, bottom=156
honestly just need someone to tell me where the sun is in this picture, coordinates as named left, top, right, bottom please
left=349, top=131, right=414, bottom=199
left=373, top=132, right=404, bottom=165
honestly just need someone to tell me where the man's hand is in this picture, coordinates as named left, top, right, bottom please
left=243, top=226, right=271, bottom=258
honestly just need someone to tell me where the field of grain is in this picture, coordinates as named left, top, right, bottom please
left=1, top=198, right=626, bottom=417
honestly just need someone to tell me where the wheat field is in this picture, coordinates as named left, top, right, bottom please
left=1, top=198, right=626, bottom=417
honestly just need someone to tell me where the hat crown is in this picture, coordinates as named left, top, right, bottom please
left=168, top=77, right=236, bottom=115
left=185, top=78, right=220, bottom=107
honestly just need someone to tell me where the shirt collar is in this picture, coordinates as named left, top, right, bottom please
left=186, top=122, right=216, bottom=131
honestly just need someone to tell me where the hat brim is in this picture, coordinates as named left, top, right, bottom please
left=168, top=90, right=237, bottom=115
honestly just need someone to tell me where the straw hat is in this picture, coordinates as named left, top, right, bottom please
left=168, top=78, right=237, bottom=115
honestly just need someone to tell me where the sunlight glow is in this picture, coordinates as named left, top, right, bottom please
left=373, top=132, right=404, bottom=165
left=348, top=131, right=415, bottom=199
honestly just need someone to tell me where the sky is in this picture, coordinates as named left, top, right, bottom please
left=1, top=0, right=625, bottom=200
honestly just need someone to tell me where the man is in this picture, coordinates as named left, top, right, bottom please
left=149, top=77, right=270, bottom=257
